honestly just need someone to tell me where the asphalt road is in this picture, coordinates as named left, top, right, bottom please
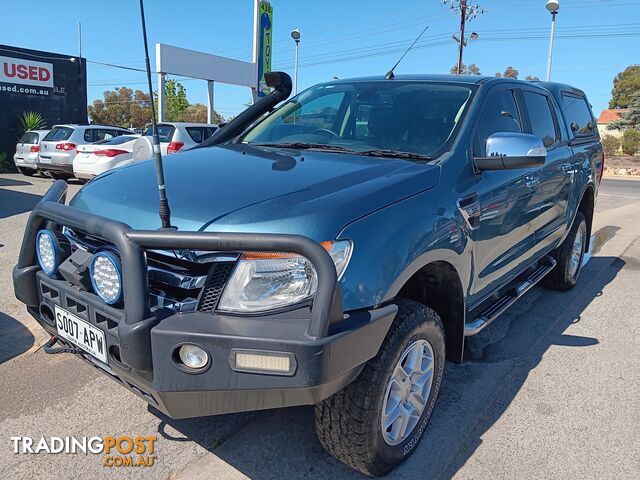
left=0, top=174, right=638, bottom=479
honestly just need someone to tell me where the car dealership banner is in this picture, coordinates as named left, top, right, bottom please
left=256, top=0, right=273, bottom=97
left=0, top=44, right=87, bottom=163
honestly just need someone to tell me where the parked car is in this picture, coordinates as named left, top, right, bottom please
left=13, top=129, right=50, bottom=176
left=73, top=135, right=140, bottom=182
left=14, top=73, right=603, bottom=476
left=38, top=124, right=134, bottom=180
left=142, top=122, right=218, bottom=154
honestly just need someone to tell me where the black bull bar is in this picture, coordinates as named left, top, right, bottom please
left=13, top=180, right=342, bottom=372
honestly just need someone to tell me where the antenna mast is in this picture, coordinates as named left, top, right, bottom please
left=139, top=0, right=172, bottom=229
left=384, top=25, right=430, bottom=80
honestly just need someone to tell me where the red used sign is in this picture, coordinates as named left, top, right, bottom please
left=0, top=56, right=54, bottom=88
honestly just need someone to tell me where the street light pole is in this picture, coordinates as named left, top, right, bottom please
left=546, top=0, right=560, bottom=81
left=291, top=29, right=301, bottom=94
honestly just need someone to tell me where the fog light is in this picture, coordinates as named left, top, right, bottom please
left=36, top=229, right=60, bottom=276
left=231, top=349, right=296, bottom=375
left=90, top=251, right=122, bottom=304
left=179, top=345, right=209, bottom=369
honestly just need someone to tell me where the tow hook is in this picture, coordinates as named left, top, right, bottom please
left=43, top=336, right=83, bottom=355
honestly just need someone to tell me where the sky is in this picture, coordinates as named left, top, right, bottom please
left=2, top=0, right=639, bottom=119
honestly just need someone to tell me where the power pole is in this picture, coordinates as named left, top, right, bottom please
left=445, top=1, right=484, bottom=75
left=457, top=1, right=466, bottom=74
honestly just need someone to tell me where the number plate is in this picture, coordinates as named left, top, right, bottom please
left=54, top=306, right=107, bottom=363
left=40, top=156, right=52, bottom=163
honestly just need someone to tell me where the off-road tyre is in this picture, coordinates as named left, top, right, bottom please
left=544, top=211, right=587, bottom=291
left=314, top=298, right=445, bottom=476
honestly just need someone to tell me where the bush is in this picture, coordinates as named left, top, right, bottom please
left=602, top=135, right=621, bottom=156
left=0, top=152, right=11, bottom=171
left=621, top=129, right=640, bottom=155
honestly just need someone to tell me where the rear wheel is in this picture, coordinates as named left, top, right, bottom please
left=545, top=212, right=587, bottom=291
left=48, top=171, right=71, bottom=181
left=17, top=167, right=35, bottom=177
left=314, top=299, right=445, bottom=476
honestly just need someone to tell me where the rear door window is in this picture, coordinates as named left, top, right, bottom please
left=522, top=91, right=558, bottom=148
left=43, top=127, right=73, bottom=142
left=562, top=93, right=596, bottom=138
left=474, top=89, right=522, bottom=156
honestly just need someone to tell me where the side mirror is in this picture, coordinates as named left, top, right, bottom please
left=475, top=132, right=546, bottom=171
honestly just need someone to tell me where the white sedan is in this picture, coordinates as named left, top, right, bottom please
left=73, top=135, right=140, bottom=181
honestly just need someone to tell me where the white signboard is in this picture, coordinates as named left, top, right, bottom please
left=0, top=56, right=54, bottom=88
left=156, top=44, right=255, bottom=88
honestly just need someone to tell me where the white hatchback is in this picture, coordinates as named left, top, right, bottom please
left=142, top=122, right=218, bottom=154
left=73, top=135, right=140, bottom=181
left=13, top=129, right=50, bottom=176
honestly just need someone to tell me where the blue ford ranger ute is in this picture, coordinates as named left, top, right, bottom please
left=13, top=72, right=603, bottom=476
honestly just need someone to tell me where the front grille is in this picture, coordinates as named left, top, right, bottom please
left=197, top=262, right=235, bottom=313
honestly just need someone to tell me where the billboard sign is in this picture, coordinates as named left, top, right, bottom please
left=0, top=56, right=54, bottom=88
left=256, top=0, right=273, bottom=97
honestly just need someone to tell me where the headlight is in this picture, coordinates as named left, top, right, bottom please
left=217, top=240, right=352, bottom=313
left=36, top=229, right=61, bottom=276
left=90, top=251, right=123, bottom=304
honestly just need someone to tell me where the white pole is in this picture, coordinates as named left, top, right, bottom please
left=294, top=40, right=299, bottom=95
left=546, top=11, right=557, bottom=81
left=157, top=73, right=166, bottom=122
left=251, top=0, right=260, bottom=103
left=207, top=80, right=215, bottom=124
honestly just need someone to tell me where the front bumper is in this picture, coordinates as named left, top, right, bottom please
left=13, top=181, right=397, bottom=418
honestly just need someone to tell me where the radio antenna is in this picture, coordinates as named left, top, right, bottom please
left=385, top=25, right=430, bottom=80
left=139, top=0, right=172, bottom=229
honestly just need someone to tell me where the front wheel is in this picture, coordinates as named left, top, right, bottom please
left=315, top=299, right=445, bottom=476
left=17, top=167, right=36, bottom=177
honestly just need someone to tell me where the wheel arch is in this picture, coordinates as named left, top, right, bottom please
left=577, top=184, right=595, bottom=251
left=395, top=260, right=466, bottom=363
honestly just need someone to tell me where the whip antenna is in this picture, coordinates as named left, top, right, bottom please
left=139, top=0, right=172, bottom=229
left=385, top=25, right=430, bottom=80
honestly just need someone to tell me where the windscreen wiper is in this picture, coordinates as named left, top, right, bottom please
left=249, top=142, right=355, bottom=153
left=354, top=149, right=432, bottom=161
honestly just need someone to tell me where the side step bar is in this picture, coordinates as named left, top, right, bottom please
left=464, top=256, right=557, bottom=336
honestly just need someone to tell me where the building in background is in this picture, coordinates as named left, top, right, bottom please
left=0, top=44, right=87, bottom=162
left=597, top=108, right=629, bottom=138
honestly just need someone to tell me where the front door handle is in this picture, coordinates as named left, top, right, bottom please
left=524, top=173, right=540, bottom=189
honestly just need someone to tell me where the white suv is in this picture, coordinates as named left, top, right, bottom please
left=38, top=124, right=134, bottom=180
left=142, top=122, right=218, bottom=154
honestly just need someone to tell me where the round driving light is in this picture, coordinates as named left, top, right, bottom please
left=179, top=345, right=209, bottom=369
left=90, top=251, right=122, bottom=304
left=36, top=229, right=60, bottom=276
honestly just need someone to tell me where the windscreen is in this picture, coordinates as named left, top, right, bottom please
left=43, top=127, right=73, bottom=142
left=19, top=132, right=39, bottom=144
left=241, top=81, right=473, bottom=157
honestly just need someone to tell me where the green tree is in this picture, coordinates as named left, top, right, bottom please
left=609, top=65, right=640, bottom=109
left=621, top=128, right=640, bottom=155
left=601, top=134, right=621, bottom=156
left=182, top=103, right=225, bottom=124
left=611, top=92, right=640, bottom=130
left=503, top=66, right=519, bottom=79
left=449, top=63, right=481, bottom=75
left=161, top=79, right=189, bottom=122
left=88, top=87, right=151, bottom=128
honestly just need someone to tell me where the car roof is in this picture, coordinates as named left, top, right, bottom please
left=327, top=74, right=587, bottom=95
left=147, top=122, right=218, bottom=127
left=50, top=124, right=134, bottom=130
